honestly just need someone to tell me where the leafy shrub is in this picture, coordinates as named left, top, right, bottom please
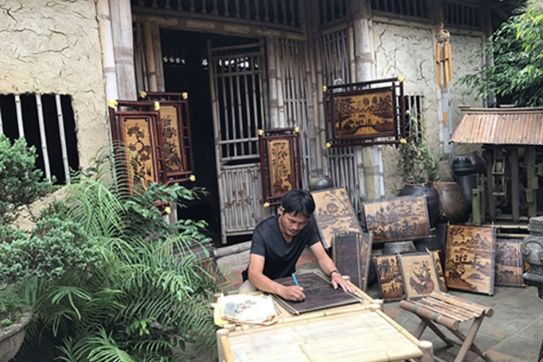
left=0, top=285, right=27, bottom=326
left=0, top=134, right=53, bottom=224
left=0, top=218, right=102, bottom=284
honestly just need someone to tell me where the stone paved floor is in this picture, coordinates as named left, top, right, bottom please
left=370, top=285, right=543, bottom=362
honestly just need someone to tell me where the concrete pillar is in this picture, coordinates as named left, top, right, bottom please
left=351, top=0, right=385, bottom=200
left=109, top=0, right=137, bottom=100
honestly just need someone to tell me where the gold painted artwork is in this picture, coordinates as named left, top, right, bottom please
left=374, top=255, right=405, bottom=302
left=495, top=238, right=524, bottom=287
left=333, top=89, right=394, bottom=139
left=159, top=104, right=186, bottom=173
left=364, top=196, right=430, bottom=242
left=120, top=117, right=156, bottom=191
left=399, top=253, right=442, bottom=300
left=267, top=139, right=294, bottom=197
left=445, top=225, right=495, bottom=295
left=311, top=187, right=363, bottom=249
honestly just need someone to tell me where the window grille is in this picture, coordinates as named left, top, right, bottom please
left=370, top=0, right=428, bottom=19
left=0, top=94, right=79, bottom=184
left=318, top=0, right=348, bottom=25
left=444, top=1, right=480, bottom=29
left=404, top=95, right=424, bottom=144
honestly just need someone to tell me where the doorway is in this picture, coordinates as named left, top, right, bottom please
left=160, top=29, right=262, bottom=246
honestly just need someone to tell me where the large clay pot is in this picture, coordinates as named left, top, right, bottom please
left=398, top=183, right=440, bottom=227
left=0, top=312, right=31, bottom=362
left=432, top=181, right=470, bottom=223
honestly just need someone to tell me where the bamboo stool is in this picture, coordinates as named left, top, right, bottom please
left=399, top=291, right=494, bottom=362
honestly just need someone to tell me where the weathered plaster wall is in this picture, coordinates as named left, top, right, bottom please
left=449, top=32, right=485, bottom=155
left=373, top=20, right=438, bottom=195
left=372, top=20, right=485, bottom=195
left=0, top=0, right=108, bottom=168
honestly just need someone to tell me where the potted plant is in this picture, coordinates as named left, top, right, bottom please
left=397, top=116, right=440, bottom=227
left=0, top=135, right=53, bottom=361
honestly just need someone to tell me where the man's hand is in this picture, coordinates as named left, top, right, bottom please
left=278, top=285, right=305, bottom=302
left=331, top=272, right=356, bottom=294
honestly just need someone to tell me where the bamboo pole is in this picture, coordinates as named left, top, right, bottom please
left=55, top=95, right=70, bottom=183
left=143, top=22, right=158, bottom=91
left=96, top=0, right=119, bottom=100
left=15, top=95, right=24, bottom=138
left=0, top=102, right=3, bottom=134
left=419, top=340, right=435, bottom=362
left=399, top=300, right=460, bottom=330
left=35, top=94, right=51, bottom=181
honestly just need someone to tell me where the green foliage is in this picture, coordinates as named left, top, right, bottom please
left=398, top=117, right=438, bottom=184
left=0, top=285, right=27, bottom=326
left=460, top=0, right=543, bottom=106
left=0, top=217, right=102, bottom=284
left=0, top=134, right=53, bottom=224
left=20, top=170, right=217, bottom=361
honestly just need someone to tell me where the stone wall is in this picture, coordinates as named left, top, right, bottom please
left=0, top=0, right=108, bottom=168
left=372, top=19, right=484, bottom=195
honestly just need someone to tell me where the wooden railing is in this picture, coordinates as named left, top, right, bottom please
left=132, top=0, right=302, bottom=30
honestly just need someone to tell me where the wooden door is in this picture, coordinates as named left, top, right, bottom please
left=208, top=40, right=271, bottom=243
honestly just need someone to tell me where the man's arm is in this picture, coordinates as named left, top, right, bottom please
left=247, top=253, right=305, bottom=301
left=309, top=241, right=356, bottom=293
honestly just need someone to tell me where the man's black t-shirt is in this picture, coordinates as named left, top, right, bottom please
left=242, top=215, right=320, bottom=281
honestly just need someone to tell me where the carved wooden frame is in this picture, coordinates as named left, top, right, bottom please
left=258, top=128, right=303, bottom=206
left=109, top=108, right=162, bottom=193
left=323, top=77, right=405, bottom=147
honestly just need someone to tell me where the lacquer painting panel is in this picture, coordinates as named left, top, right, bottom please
left=374, top=255, right=405, bottom=302
left=332, top=88, right=395, bottom=139
left=311, top=187, right=363, bottom=249
left=399, top=253, right=442, bottom=300
left=119, top=114, right=160, bottom=192
left=333, top=232, right=373, bottom=291
left=364, top=196, right=430, bottom=242
left=259, top=128, right=302, bottom=206
left=445, top=225, right=495, bottom=295
left=272, top=271, right=359, bottom=315
left=495, top=238, right=524, bottom=287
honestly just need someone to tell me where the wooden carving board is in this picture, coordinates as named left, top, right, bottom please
left=273, top=271, right=360, bottom=315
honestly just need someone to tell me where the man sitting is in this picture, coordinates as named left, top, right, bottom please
left=240, top=189, right=354, bottom=301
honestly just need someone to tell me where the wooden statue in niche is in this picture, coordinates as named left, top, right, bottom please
left=445, top=225, right=496, bottom=295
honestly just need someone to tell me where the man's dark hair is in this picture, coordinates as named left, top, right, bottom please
left=281, top=189, right=315, bottom=217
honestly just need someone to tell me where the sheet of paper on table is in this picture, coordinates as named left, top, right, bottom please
left=214, top=294, right=278, bottom=326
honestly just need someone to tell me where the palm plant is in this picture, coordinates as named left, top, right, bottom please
left=16, top=151, right=217, bottom=361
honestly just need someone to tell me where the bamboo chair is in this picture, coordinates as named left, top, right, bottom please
left=400, top=291, right=494, bottom=362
